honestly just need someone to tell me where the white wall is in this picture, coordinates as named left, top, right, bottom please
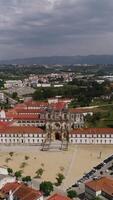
left=0, top=133, right=45, bottom=145
left=0, top=167, right=8, bottom=175
left=85, top=186, right=101, bottom=199
left=69, top=134, right=113, bottom=144
left=37, top=195, right=44, bottom=200
left=0, top=176, right=16, bottom=189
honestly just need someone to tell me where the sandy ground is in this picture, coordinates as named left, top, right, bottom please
left=0, top=145, right=113, bottom=189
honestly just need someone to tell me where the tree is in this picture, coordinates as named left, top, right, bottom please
left=22, top=176, right=31, bottom=182
left=9, top=152, right=14, bottom=157
left=15, top=170, right=22, bottom=179
left=85, top=112, right=101, bottom=126
left=40, top=181, right=54, bottom=196
left=56, top=173, right=65, bottom=186
left=25, top=155, right=29, bottom=160
left=94, top=197, right=102, bottom=200
left=35, top=168, right=44, bottom=178
left=12, top=92, right=18, bottom=99
left=0, top=80, right=4, bottom=89
left=67, top=190, right=77, bottom=199
left=20, top=162, right=28, bottom=169
left=7, top=167, right=13, bottom=175
left=69, top=100, right=76, bottom=108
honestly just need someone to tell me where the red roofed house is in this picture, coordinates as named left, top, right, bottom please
left=0, top=182, right=43, bottom=200
left=0, top=121, right=12, bottom=129
left=0, top=126, right=45, bottom=145
left=25, top=100, right=48, bottom=110
left=49, top=102, right=67, bottom=111
left=69, top=128, right=113, bottom=144
left=48, top=193, right=71, bottom=200
left=6, top=111, right=45, bottom=127
left=69, top=108, right=93, bottom=116
left=85, top=176, right=113, bottom=200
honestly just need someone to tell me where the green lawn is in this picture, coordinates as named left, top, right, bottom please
left=86, top=105, right=113, bottom=128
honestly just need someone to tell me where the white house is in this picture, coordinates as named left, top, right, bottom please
left=0, top=174, right=16, bottom=189
left=0, top=126, right=45, bottom=145
left=85, top=177, right=113, bottom=200
left=69, top=128, right=113, bottom=144
left=0, top=167, right=8, bottom=175
left=0, top=182, right=43, bottom=200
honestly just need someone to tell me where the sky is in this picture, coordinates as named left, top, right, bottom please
left=0, top=0, right=113, bottom=59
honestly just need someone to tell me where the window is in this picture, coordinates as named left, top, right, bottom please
left=22, top=139, right=24, bottom=143
left=71, top=114, right=74, bottom=119
left=48, top=114, right=51, bottom=119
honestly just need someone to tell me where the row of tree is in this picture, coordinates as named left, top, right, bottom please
left=33, top=80, right=112, bottom=107
left=7, top=167, right=77, bottom=198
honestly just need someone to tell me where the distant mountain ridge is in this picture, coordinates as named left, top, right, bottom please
left=1, top=55, right=113, bottom=65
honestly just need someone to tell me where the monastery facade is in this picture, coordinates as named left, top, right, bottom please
left=2, top=100, right=112, bottom=146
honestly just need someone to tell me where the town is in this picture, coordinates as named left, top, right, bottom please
left=1, top=0, right=113, bottom=199
left=0, top=64, right=113, bottom=199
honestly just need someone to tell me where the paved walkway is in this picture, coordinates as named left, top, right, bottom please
left=62, top=145, right=79, bottom=190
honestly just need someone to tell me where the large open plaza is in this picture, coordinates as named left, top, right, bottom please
left=0, top=144, right=113, bottom=189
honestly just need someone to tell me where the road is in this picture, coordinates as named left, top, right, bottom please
left=72, top=155, right=113, bottom=197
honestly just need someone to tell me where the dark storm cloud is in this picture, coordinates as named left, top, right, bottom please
left=0, top=0, right=113, bottom=59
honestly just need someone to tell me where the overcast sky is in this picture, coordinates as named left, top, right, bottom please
left=0, top=0, right=113, bottom=59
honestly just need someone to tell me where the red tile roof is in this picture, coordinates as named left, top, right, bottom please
left=6, top=113, right=41, bottom=120
left=25, top=101, right=48, bottom=108
left=0, top=121, right=11, bottom=129
left=0, top=126, right=44, bottom=134
left=50, top=102, right=67, bottom=110
left=69, top=108, right=93, bottom=113
left=48, top=194, right=71, bottom=200
left=15, top=108, right=46, bottom=114
left=70, top=128, right=113, bottom=135
left=0, top=182, right=42, bottom=200
left=15, top=103, right=27, bottom=109
left=85, top=177, right=113, bottom=197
